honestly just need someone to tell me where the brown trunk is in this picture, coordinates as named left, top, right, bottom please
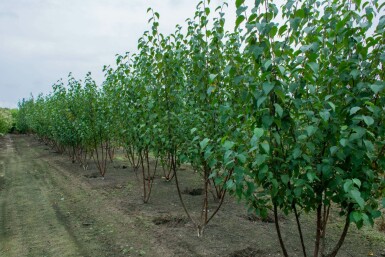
left=140, top=151, right=147, bottom=202
left=293, top=202, right=307, bottom=257
left=324, top=206, right=352, bottom=257
left=140, top=149, right=158, bottom=203
left=314, top=204, right=323, bottom=257
left=274, top=203, right=289, bottom=257
left=320, top=204, right=331, bottom=255
left=174, top=162, right=197, bottom=228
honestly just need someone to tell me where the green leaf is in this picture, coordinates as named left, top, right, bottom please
left=278, top=24, right=287, bottom=35
left=330, top=146, right=338, bottom=155
left=320, top=110, right=330, bottom=122
left=350, top=211, right=362, bottom=223
left=350, top=189, right=365, bottom=209
left=350, top=107, right=361, bottom=115
left=306, top=171, right=317, bottom=182
left=260, top=142, right=270, bottom=154
left=328, top=102, right=336, bottom=112
left=281, top=174, right=289, bottom=184
left=223, top=140, right=235, bottom=150
left=278, top=65, right=285, bottom=75
left=209, top=74, right=218, bottom=83
left=380, top=53, right=385, bottom=62
left=274, top=88, right=286, bottom=101
left=236, top=6, right=248, bottom=16
left=344, top=180, right=353, bottom=192
left=298, top=135, right=307, bottom=141
left=364, top=140, right=374, bottom=152
left=354, top=0, right=362, bottom=8
left=308, top=62, right=319, bottom=73
left=293, top=148, right=301, bottom=159
left=254, top=154, right=267, bottom=167
left=214, top=176, right=222, bottom=185
left=200, top=138, right=210, bottom=150
left=236, top=0, right=245, bottom=8
left=262, top=82, right=274, bottom=95
left=274, top=103, right=283, bottom=117
left=269, top=26, right=278, bottom=38
left=262, top=115, right=273, bottom=127
left=294, top=187, right=302, bottom=197
left=294, top=9, right=305, bottom=18
left=382, top=198, right=385, bottom=208
left=340, top=138, right=348, bottom=147
left=350, top=69, right=360, bottom=79
left=237, top=153, right=247, bottom=164
left=370, top=83, right=384, bottom=94
left=363, top=116, right=374, bottom=126
left=207, top=86, right=215, bottom=95
left=258, top=165, right=269, bottom=180
left=226, top=179, right=235, bottom=190
left=253, top=128, right=264, bottom=139
left=305, top=126, right=317, bottom=136
left=190, top=128, right=197, bottom=134
left=235, top=15, right=245, bottom=29
left=257, top=96, right=267, bottom=108
left=205, top=7, right=210, bottom=15
left=264, top=59, right=272, bottom=70
left=352, top=178, right=361, bottom=188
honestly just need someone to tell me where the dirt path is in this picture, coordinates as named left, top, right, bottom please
left=0, top=134, right=384, bottom=257
left=0, top=134, right=87, bottom=256
left=0, top=135, right=167, bottom=257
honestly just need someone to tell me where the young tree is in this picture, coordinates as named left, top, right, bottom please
left=233, top=0, right=385, bottom=256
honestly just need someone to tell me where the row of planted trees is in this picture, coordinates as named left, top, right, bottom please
left=17, top=74, right=112, bottom=174
left=17, top=0, right=385, bottom=256
left=0, top=108, right=17, bottom=135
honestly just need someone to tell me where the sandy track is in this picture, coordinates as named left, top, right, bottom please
left=0, top=135, right=165, bottom=257
left=0, top=135, right=99, bottom=256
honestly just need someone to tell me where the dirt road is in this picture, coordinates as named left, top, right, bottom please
left=0, top=135, right=167, bottom=257
left=0, top=134, right=89, bottom=256
left=0, top=134, right=384, bottom=257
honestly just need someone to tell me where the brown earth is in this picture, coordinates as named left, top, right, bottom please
left=0, top=134, right=384, bottom=257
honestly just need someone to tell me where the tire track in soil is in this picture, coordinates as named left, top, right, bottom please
left=0, top=134, right=166, bottom=257
left=0, top=135, right=79, bottom=256
left=0, top=135, right=95, bottom=257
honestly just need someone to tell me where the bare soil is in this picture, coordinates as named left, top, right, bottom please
left=0, top=134, right=384, bottom=257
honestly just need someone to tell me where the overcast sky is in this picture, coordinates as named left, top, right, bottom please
left=0, top=0, right=243, bottom=108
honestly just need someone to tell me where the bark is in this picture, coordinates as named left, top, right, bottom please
left=314, top=204, right=323, bottom=257
left=324, top=206, right=352, bottom=257
left=293, top=202, right=307, bottom=257
left=274, top=203, right=289, bottom=257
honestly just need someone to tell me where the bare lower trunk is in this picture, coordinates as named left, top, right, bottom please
left=314, top=204, right=323, bottom=257
left=320, top=204, right=331, bottom=255
left=293, top=202, right=307, bottom=257
left=324, top=205, right=352, bottom=257
left=140, top=149, right=158, bottom=203
left=173, top=156, right=231, bottom=238
left=274, top=203, right=289, bottom=257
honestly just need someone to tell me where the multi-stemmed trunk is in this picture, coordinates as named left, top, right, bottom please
left=139, top=148, right=158, bottom=203
left=92, top=138, right=109, bottom=178
left=274, top=194, right=353, bottom=257
left=174, top=152, right=232, bottom=237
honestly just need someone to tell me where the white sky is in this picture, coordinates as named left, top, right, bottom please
left=1, top=1, right=381, bottom=109
left=0, top=0, right=241, bottom=108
